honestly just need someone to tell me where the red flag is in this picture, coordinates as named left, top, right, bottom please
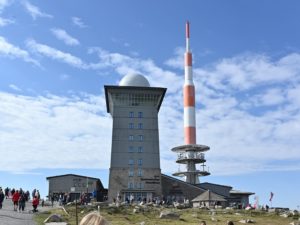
left=269, top=192, right=274, bottom=201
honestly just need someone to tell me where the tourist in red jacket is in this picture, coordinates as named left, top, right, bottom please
left=12, top=190, right=20, bottom=211
left=32, top=196, right=39, bottom=212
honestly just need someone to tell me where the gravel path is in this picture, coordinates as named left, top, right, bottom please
left=0, top=198, right=56, bottom=225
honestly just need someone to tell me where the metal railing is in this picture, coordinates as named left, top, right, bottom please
left=177, top=152, right=205, bottom=160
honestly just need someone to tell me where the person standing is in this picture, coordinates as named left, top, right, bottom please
left=32, top=195, right=39, bottom=212
left=18, top=191, right=26, bottom=212
left=0, top=188, right=5, bottom=209
left=12, top=190, right=20, bottom=211
left=4, top=187, right=9, bottom=199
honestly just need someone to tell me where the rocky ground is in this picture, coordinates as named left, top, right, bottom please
left=33, top=201, right=300, bottom=225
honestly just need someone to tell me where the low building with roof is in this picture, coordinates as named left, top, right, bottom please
left=191, top=190, right=227, bottom=208
left=46, top=174, right=107, bottom=201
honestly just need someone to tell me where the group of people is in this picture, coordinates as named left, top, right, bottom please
left=0, top=187, right=41, bottom=212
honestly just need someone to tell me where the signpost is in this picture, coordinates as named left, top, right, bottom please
left=71, top=187, right=78, bottom=225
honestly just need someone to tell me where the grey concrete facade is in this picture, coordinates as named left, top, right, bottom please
left=105, top=85, right=166, bottom=202
left=46, top=174, right=103, bottom=196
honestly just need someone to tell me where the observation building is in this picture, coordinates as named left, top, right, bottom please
left=104, top=73, right=166, bottom=201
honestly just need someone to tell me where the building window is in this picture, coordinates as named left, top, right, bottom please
left=138, top=123, right=143, bottom=129
left=128, top=182, right=133, bottom=189
left=128, top=146, right=134, bottom=153
left=138, top=146, right=143, bottom=153
left=138, top=169, right=143, bottom=177
left=138, top=182, right=143, bottom=189
left=129, top=169, right=134, bottom=177
left=129, top=159, right=134, bottom=165
left=129, top=123, right=134, bottom=129
left=129, top=112, right=134, bottom=118
left=138, top=112, right=143, bottom=118
left=129, top=135, right=134, bottom=141
left=138, top=159, right=143, bottom=166
left=138, top=135, right=143, bottom=141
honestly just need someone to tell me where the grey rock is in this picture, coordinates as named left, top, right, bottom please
left=44, top=214, right=63, bottom=223
left=159, top=211, right=180, bottom=219
left=289, top=222, right=300, bottom=225
left=211, top=217, right=219, bottom=221
left=239, top=219, right=255, bottom=223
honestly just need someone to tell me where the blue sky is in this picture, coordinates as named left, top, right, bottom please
left=1, top=0, right=300, bottom=209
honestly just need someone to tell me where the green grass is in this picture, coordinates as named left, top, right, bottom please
left=34, top=205, right=298, bottom=225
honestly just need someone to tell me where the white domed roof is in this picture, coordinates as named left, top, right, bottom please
left=119, top=73, right=150, bottom=87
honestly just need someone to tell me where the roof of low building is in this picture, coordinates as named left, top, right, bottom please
left=161, top=174, right=207, bottom=192
left=230, top=190, right=255, bottom=195
left=196, top=182, right=233, bottom=189
left=46, top=174, right=100, bottom=181
left=192, top=190, right=227, bottom=202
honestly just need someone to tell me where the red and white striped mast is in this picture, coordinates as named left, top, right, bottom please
left=184, top=21, right=196, bottom=145
left=171, top=22, right=210, bottom=184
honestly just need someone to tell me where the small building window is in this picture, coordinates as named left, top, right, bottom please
left=128, top=146, right=134, bottom=153
left=138, top=169, right=143, bottom=177
left=129, top=159, right=134, bottom=165
left=138, top=123, right=143, bottom=129
left=129, top=112, right=134, bottom=118
left=128, top=182, right=133, bottom=189
left=138, top=182, right=143, bottom=189
left=129, top=123, right=134, bottom=129
left=138, top=146, right=143, bottom=153
left=129, top=135, right=134, bottom=141
left=138, top=112, right=143, bottom=118
left=138, top=159, right=143, bottom=166
left=129, top=169, right=134, bottom=177
left=138, top=135, right=143, bottom=141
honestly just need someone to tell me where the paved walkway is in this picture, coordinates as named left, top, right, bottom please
left=0, top=198, right=55, bottom=225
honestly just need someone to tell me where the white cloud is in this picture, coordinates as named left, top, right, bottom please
left=0, top=92, right=111, bottom=172
left=164, top=47, right=184, bottom=69
left=195, top=53, right=300, bottom=92
left=71, top=17, right=87, bottom=28
left=0, top=0, right=14, bottom=26
left=22, top=0, right=53, bottom=20
left=0, top=17, right=14, bottom=26
left=252, top=88, right=285, bottom=106
left=26, top=39, right=86, bottom=68
left=9, top=84, right=22, bottom=92
left=51, top=28, right=80, bottom=46
left=0, top=0, right=11, bottom=12
left=0, top=36, right=40, bottom=66
left=1, top=47, right=300, bottom=176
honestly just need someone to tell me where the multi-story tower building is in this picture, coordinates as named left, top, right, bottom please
left=105, top=73, right=166, bottom=202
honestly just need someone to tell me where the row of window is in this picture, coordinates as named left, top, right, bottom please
left=129, top=159, right=143, bottom=165
left=128, top=169, right=143, bottom=177
left=129, top=111, right=143, bottom=118
left=129, top=123, right=143, bottom=129
left=129, top=135, right=143, bottom=141
left=128, top=146, right=143, bottom=153
left=128, top=182, right=144, bottom=189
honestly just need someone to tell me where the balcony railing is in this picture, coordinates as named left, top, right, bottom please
left=177, top=152, right=205, bottom=161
